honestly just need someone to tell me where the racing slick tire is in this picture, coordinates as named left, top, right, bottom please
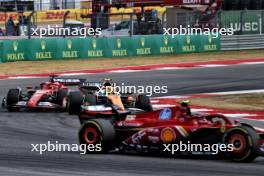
left=57, top=89, right=68, bottom=106
left=84, top=94, right=97, bottom=106
left=6, top=89, right=20, bottom=112
left=79, top=119, right=116, bottom=153
left=135, top=94, right=153, bottom=112
left=223, top=126, right=259, bottom=162
left=67, top=91, right=83, bottom=115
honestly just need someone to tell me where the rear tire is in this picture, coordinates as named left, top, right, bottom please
left=223, top=126, right=259, bottom=162
left=135, top=94, right=153, bottom=111
left=67, top=91, right=83, bottom=115
left=79, top=119, right=115, bottom=153
left=6, top=89, right=20, bottom=112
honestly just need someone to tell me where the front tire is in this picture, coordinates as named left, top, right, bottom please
left=223, top=126, right=259, bottom=162
left=6, top=89, right=20, bottom=112
left=79, top=119, right=115, bottom=153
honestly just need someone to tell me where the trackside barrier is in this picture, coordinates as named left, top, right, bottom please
left=221, top=35, right=264, bottom=51
left=0, top=35, right=220, bottom=63
left=221, top=10, right=264, bottom=35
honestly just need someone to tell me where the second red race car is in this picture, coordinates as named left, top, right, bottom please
left=77, top=98, right=264, bottom=162
left=2, top=75, right=85, bottom=112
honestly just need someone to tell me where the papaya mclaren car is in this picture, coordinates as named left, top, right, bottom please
left=77, top=99, right=264, bottom=162
left=2, top=75, right=85, bottom=112
left=67, top=79, right=153, bottom=115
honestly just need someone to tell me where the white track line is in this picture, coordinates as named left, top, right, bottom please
left=207, top=89, right=264, bottom=95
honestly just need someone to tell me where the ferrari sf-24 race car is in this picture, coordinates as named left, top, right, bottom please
left=77, top=97, right=264, bottom=162
left=2, top=75, right=85, bottom=112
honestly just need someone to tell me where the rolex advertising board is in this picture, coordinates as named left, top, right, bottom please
left=177, top=35, right=199, bottom=53
left=29, top=39, right=58, bottom=60
left=56, top=38, right=82, bottom=59
left=105, top=37, right=131, bottom=57
left=0, top=35, right=220, bottom=63
left=80, top=38, right=107, bottom=58
left=2, top=40, right=29, bottom=62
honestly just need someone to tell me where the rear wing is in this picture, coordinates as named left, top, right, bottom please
left=53, top=78, right=86, bottom=86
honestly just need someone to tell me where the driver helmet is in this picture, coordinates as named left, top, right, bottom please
left=180, top=100, right=191, bottom=116
left=102, top=78, right=114, bottom=95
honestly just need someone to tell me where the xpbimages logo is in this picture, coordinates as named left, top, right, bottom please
left=102, top=83, right=168, bottom=96
left=163, top=141, right=234, bottom=155
left=31, top=141, right=101, bottom=154
left=31, top=25, right=102, bottom=38
left=163, top=25, right=234, bottom=38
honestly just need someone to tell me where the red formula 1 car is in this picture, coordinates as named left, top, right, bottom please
left=78, top=99, right=264, bottom=162
left=2, top=75, right=85, bottom=112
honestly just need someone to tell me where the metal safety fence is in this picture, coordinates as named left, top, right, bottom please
left=221, top=34, right=264, bottom=50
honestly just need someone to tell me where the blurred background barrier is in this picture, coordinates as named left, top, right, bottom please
left=221, top=34, right=264, bottom=50
left=0, top=7, right=166, bottom=27
left=0, top=34, right=220, bottom=62
left=220, top=10, right=264, bottom=35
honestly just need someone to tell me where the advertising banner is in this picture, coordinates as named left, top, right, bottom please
left=56, top=38, right=82, bottom=59
left=221, top=10, right=264, bottom=35
left=177, top=35, right=199, bottom=53
left=0, top=7, right=166, bottom=25
left=28, top=38, right=59, bottom=60
left=105, top=37, right=132, bottom=57
left=198, top=35, right=221, bottom=52
left=80, top=38, right=107, bottom=58
left=2, top=39, right=30, bottom=62
left=155, top=35, right=175, bottom=55
left=132, top=36, right=155, bottom=56
left=0, top=34, right=220, bottom=63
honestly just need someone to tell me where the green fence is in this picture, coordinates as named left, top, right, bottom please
left=221, top=10, right=264, bottom=35
left=0, top=35, right=220, bottom=63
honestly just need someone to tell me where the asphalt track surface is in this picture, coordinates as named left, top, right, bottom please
left=0, top=64, right=264, bottom=176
